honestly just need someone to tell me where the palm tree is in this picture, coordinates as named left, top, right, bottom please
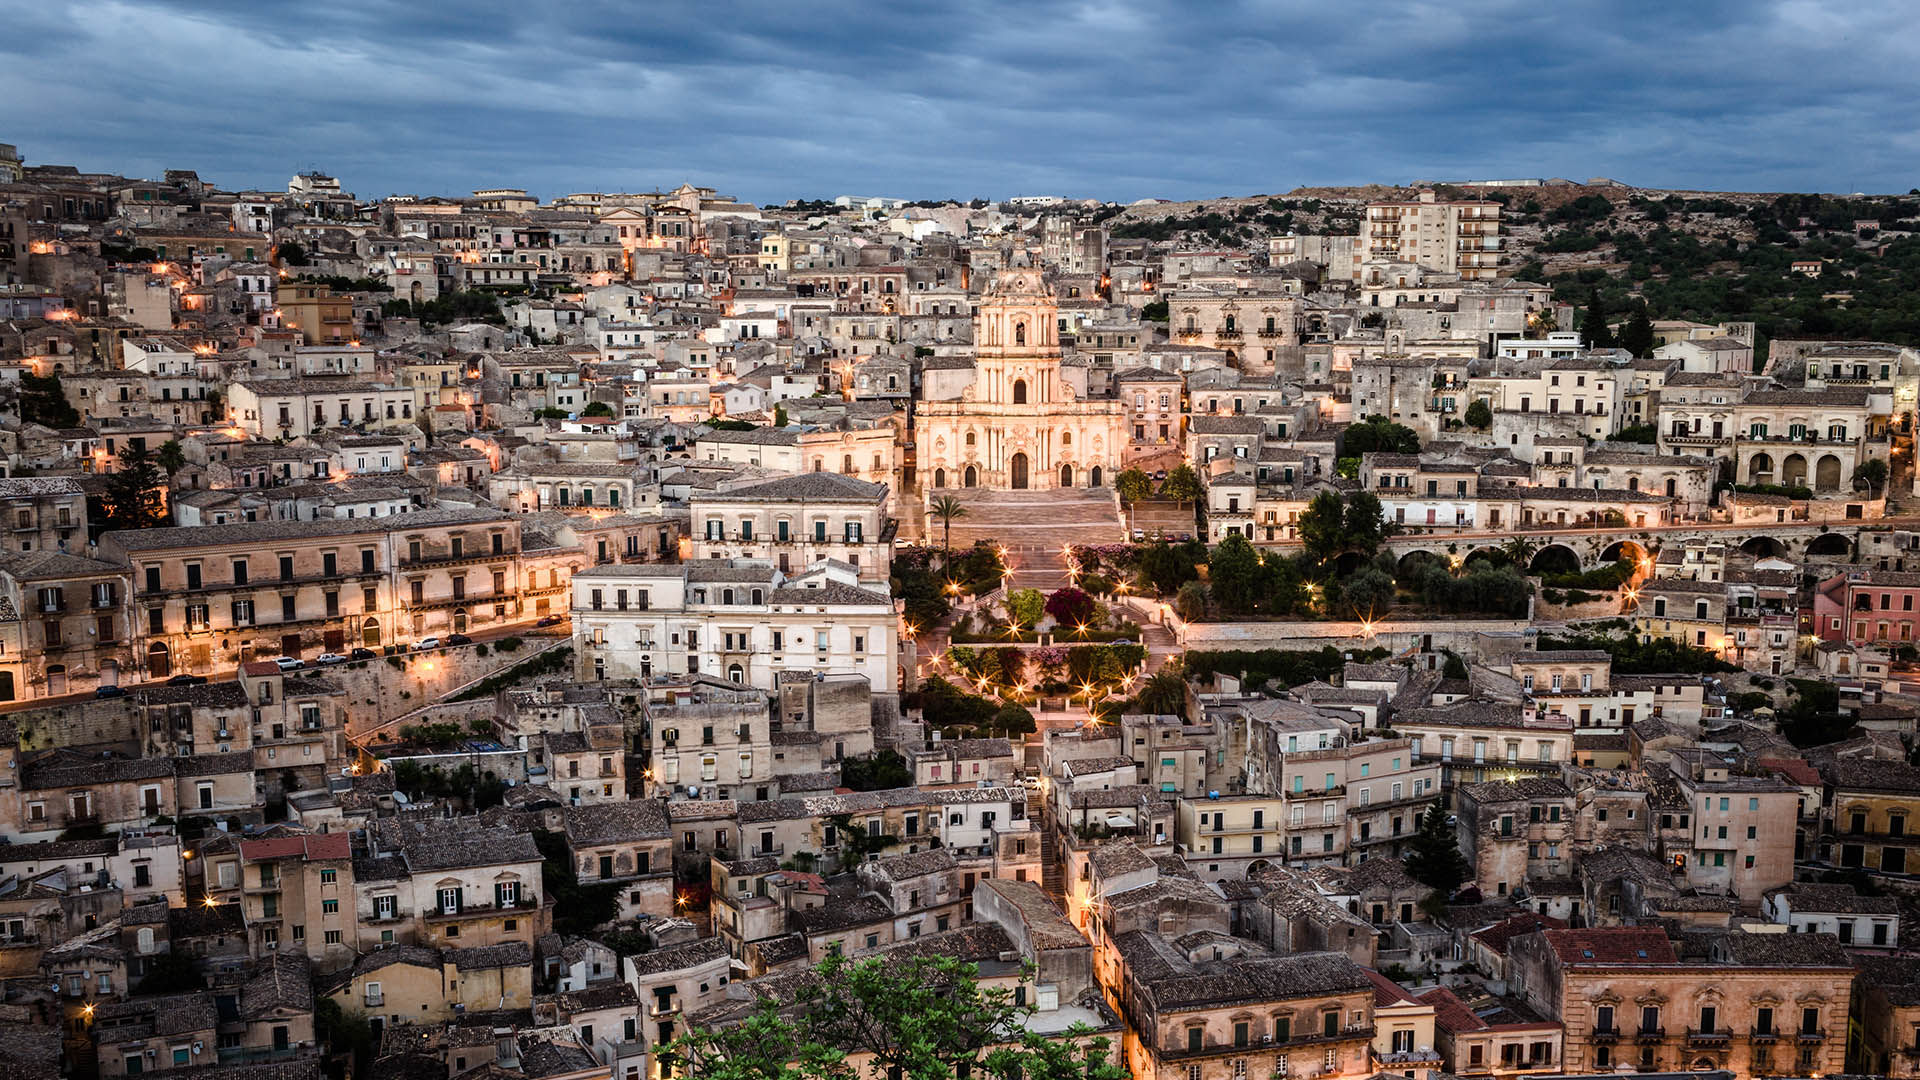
left=930, top=495, right=967, bottom=563
left=1499, top=534, right=1538, bottom=571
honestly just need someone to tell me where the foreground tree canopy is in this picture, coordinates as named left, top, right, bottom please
left=666, top=953, right=1127, bottom=1080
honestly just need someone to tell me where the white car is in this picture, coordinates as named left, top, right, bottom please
left=271, top=656, right=304, bottom=671
left=415, top=637, right=442, bottom=650
left=314, top=653, right=348, bottom=665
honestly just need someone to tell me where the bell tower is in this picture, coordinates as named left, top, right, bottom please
left=973, top=267, right=1061, bottom=405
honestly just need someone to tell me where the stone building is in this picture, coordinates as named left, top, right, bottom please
left=917, top=266, right=1127, bottom=491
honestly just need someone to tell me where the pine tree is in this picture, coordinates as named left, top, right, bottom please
left=1406, top=801, right=1471, bottom=895
left=1619, top=307, right=1656, bottom=359
left=99, top=445, right=168, bottom=532
left=1580, top=286, right=1614, bottom=350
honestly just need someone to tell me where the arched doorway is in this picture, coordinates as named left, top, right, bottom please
left=1089, top=465, right=1102, bottom=487
left=727, top=663, right=744, bottom=683
left=1782, top=453, right=1808, bottom=488
left=46, top=665, right=66, bottom=696
left=963, top=465, right=978, bottom=488
left=1059, top=464, right=1073, bottom=487
left=146, top=642, right=171, bottom=679
left=1806, top=532, right=1852, bottom=557
left=933, top=468, right=946, bottom=489
left=362, top=617, right=381, bottom=646
left=1010, top=453, right=1029, bottom=490
left=1748, top=452, right=1774, bottom=484
left=1816, top=454, right=1842, bottom=492
left=451, top=609, right=469, bottom=634
left=1013, top=379, right=1028, bottom=404
left=1740, top=535, right=1788, bottom=560
left=1528, top=544, right=1582, bottom=576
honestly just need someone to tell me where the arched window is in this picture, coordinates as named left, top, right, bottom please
left=1014, top=322, right=1027, bottom=346
left=1061, top=431, right=1071, bottom=446
left=722, top=588, right=736, bottom=605
left=965, top=432, right=976, bottom=447
left=751, top=588, right=764, bottom=605
left=728, top=663, right=744, bottom=683
left=1013, top=380, right=1028, bottom=404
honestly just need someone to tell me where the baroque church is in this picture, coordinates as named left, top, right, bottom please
left=916, top=265, right=1128, bottom=491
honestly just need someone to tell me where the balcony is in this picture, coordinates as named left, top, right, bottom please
left=751, top=843, right=785, bottom=857
left=1257, top=327, right=1283, bottom=339
left=1686, top=1029, right=1731, bottom=1046
left=1749, top=1030, right=1779, bottom=1044
left=1795, top=1030, right=1826, bottom=1044
left=1591, top=1028, right=1620, bottom=1044
left=422, top=897, right=537, bottom=921
left=1215, top=329, right=1242, bottom=341
left=1636, top=1027, right=1665, bottom=1043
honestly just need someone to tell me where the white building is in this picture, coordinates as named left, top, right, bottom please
left=571, top=559, right=896, bottom=692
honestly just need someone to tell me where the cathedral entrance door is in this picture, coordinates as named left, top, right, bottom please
left=964, top=465, right=978, bottom=487
left=1010, top=453, right=1029, bottom=489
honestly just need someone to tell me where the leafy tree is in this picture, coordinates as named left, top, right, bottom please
left=275, top=241, right=309, bottom=267
left=1854, top=458, right=1889, bottom=496
left=1406, top=802, right=1470, bottom=895
left=1341, top=415, right=1420, bottom=456
left=1342, top=491, right=1389, bottom=554
left=534, top=830, right=620, bottom=935
left=316, top=998, right=376, bottom=1079
left=1116, top=467, right=1152, bottom=504
left=991, top=703, right=1036, bottom=738
left=1340, top=567, right=1396, bottom=619
left=664, top=953, right=1128, bottom=1080
left=581, top=401, right=614, bottom=417
left=929, top=495, right=967, bottom=560
left=773, top=404, right=789, bottom=427
left=1207, top=532, right=1263, bottom=615
left=841, top=750, right=912, bottom=791
left=1464, top=399, right=1492, bottom=430
left=1133, top=667, right=1188, bottom=717
left=1618, top=307, right=1656, bottom=358
left=912, top=676, right=998, bottom=732
left=18, top=373, right=79, bottom=428
left=824, top=814, right=900, bottom=872
left=1045, top=586, right=1097, bottom=629
left=1298, top=490, right=1347, bottom=565
left=1137, top=541, right=1200, bottom=596
left=1140, top=298, right=1169, bottom=321
left=1174, top=580, right=1209, bottom=621
left=155, top=439, right=187, bottom=475
left=1161, top=463, right=1204, bottom=502
left=1006, top=588, right=1045, bottom=630
left=1579, top=286, right=1615, bottom=349
left=99, top=444, right=169, bottom=531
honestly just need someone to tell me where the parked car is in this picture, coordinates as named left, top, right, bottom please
left=445, top=633, right=473, bottom=646
left=1131, top=528, right=1146, bottom=541
left=349, top=647, right=377, bottom=661
left=271, top=656, right=304, bottom=671
left=314, top=653, right=348, bottom=665
left=415, top=637, right=441, bottom=650
left=95, top=685, right=127, bottom=699
left=166, top=673, right=208, bottom=686
left=534, top=615, right=564, bottom=628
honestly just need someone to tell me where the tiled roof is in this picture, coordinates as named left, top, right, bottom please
left=1539, top=927, right=1676, bottom=965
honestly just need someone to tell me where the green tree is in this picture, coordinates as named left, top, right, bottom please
left=1137, top=541, right=1199, bottom=596
left=275, top=240, right=310, bottom=267
left=17, top=373, right=79, bottom=428
left=1207, top=532, right=1263, bottom=615
left=990, top=703, right=1036, bottom=738
left=1116, top=467, right=1152, bottom=504
left=1341, top=415, right=1420, bottom=456
left=774, top=404, right=789, bottom=427
left=1006, top=588, right=1046, bottom=630
left=580, top=401, right=614, bottom=417
left=1464, top=399, right=1492, bottom=430
left=1341, top=567, right=1396, bottom=619
left=1618, top=307, right=1656, bottom=358
left=99, top=444, right=169, bottom=531
left=316, top=998, right=376, bottom=1079
left=1580, top=286, right=1614, bottom=349
left=824, top=814, right=900, bottom=872
left=1298, top=490, right=1347, bottom=566
left=155, top=439, right=187, bottom=475
left=1161, top=463, right=1204, bottom=502
left=1133, top=667, right=1188, bottom=717
left=1342, top=491, right=1389, bottom=554
left=929, top=495, right=967, bottom=561
left=1174, top=580, right=1209, bottom=621
left=841, top=750, right=912, bottom=791
left=1854, top=457, right=1889, bottom=496
left=1140, top=298, right=1169, bottom=321
left=665, top=953, right=1128, bottom=1080
left=1405, top=802, right=1470, bottom=895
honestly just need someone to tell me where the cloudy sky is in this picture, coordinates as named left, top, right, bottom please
left=3, top=0, right=1914, bottom=204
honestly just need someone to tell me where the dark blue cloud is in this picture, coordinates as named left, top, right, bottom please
left=2, top=0, right=1915, bottom=203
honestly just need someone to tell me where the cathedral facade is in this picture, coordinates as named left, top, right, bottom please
left=916, top=268, right=1129, bottom=491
